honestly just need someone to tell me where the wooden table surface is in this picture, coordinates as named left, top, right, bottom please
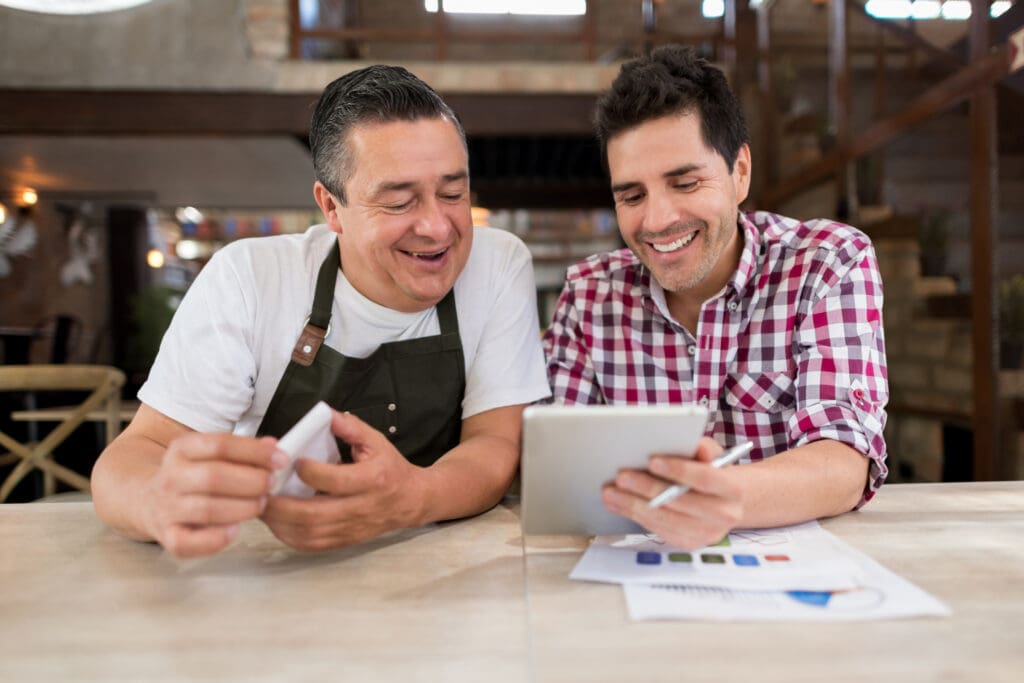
left=1, top=482, right=1022, bottom=682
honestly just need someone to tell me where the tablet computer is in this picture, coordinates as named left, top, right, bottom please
left=520, top=404, right=708, bottom=535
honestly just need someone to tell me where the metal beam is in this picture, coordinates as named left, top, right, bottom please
left=830, top=0, right=853, bottom=218
left=755, top=2, right=779, bottom=193
left=0, top=90, right=599, bottom=138
left=969, top=0, right=1000, bottom=481
left=0, top=90, right=316, bottom=137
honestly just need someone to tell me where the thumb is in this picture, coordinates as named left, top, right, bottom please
left=329, top=410, right=386, bottom=461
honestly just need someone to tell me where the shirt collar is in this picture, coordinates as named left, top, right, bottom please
left=729, top=211, right=761, bottom=300
left=647, top=272, right=673, bottom=322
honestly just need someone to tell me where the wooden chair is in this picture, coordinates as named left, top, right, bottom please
left=0, top=365, right=125, bottom=502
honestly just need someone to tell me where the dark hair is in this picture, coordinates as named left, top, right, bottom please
left=594, top=45, right=749, bottom=171
left=310, top=65, right=466, bottom=203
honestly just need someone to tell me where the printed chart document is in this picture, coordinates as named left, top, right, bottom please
left=570, top=521, right=950, bottom=621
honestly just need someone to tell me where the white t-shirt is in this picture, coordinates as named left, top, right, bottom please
left=139, top=224, right=551, bottom=436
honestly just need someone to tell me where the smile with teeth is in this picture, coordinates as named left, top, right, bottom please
left=650, top=232, right=697, bottom=253
left=402, top=247, right=448, bottom=261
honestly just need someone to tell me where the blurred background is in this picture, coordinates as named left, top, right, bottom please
left=1, top=0, right=1022, bottom=500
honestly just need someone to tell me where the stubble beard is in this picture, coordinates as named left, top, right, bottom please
left=632, top=217, right=731, bottom=295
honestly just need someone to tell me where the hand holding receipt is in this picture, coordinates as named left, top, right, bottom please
left=647, top=441, right=754, bottom=509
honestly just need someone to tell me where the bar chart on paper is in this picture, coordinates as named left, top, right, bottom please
left=569, top=521, right=951, bottom=621
left=570, top=522, right=861, bottom=592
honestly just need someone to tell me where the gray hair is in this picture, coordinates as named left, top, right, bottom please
left=310, top=65, right=466, bottom=203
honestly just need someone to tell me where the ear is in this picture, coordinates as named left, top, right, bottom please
left=313, top=181, right=344, bottom=235
left=731, top=144, right=752, bottom=206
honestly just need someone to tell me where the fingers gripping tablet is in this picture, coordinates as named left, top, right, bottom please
left=271, top=401, right=342, bottom=497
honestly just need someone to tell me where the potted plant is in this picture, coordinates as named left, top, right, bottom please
left=999, top=274, right=1024, bottom=369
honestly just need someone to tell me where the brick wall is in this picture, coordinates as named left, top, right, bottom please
left=874, top=236, right=972, bottom=482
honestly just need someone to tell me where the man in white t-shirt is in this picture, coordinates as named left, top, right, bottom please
left=92, top=65, right=551, bottom=558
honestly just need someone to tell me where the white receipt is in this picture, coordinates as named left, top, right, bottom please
left=271, top=401, right=342, bottom=497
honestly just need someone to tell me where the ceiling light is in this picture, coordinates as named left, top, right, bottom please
left=910, top=0, right=942, bottom=19
left=174, top=206, right=204, bottom=224
left=866, top=0, right=913, bottom=19
left=991, top=1, right=1011, bottom=17
left=941, top=0, right=972, bottom=19
left=0, top=1, right=156, bottom=14
left=702, top=0, right=725, bottom=19
left=425, top=0, right=585, bottom=15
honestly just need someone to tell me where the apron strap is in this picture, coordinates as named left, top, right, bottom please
left=310, top=241, right=340, bottom=329
left=436, top=289, right=459, bottom=336
left=292, top=240, right=459, bottom=366
left=291, top=240, right=340, bottom=367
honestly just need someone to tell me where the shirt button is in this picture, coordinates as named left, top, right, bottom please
left=728, top=301, right=739, bottom=312
left=687, top=345, right=697, bottom=356
left=388, top=426, right=397, bottom=434
left=699, top=396, right=709, bottom=406
left=387, top=403, right=396, bottom=412
left=853, top=389, right=865, bottom=400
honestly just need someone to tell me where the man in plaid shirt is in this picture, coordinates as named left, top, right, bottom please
left=543, top=45, right=888, bottom=549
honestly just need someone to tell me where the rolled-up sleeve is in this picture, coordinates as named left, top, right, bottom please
left=791, top=248, right=889, bottom=507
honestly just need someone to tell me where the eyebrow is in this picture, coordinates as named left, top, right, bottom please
left=440, top=170, right=469, bottom=184
left=369, top=171, right=468, bottom=199
left=610, top=163, right=706, bottom=195
left=370, top=181, right=415, bottom=198
left=663, top=163, right=705, bottom=178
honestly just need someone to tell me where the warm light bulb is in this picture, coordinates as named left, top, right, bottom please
left=20, top=188, right=38, bottom=206
left=471, top=206, right=491, bottom=227
left=146, top=249, right=165, bottom=269
left=0, top=202, right=7, bottom=224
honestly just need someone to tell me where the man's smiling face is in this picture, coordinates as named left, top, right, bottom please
left=317, top=117, right=473, bottom=313
left=608, top=112, right=750, bottom=305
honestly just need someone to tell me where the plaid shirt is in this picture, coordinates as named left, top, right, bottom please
left=543, top=210, right=888, bottom=506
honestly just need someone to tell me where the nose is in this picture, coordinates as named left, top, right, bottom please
left=413, top=196, right=452, bottom=240
left=643, top=188, right=680, bottom=234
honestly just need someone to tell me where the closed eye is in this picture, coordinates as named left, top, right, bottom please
left=383, top=199, right=415, bottom=213
left=617, top=191, right=645, bottom=206
left=673, top=180, right=699, bottom=192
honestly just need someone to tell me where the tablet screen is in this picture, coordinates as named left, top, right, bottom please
left=521, top=404, right=708, bottom=535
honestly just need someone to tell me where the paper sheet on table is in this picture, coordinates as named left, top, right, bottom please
left=570, top=521, right=861, bottom=591
left=622, top=541, right=951, bottom=621
left=569, top=521, right=950, bottom=621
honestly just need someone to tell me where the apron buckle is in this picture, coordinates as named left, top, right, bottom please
left=290, top=320, right=329, bottom=367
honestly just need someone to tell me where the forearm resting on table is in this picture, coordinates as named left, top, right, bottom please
left=728, top=439, right=869, bottom=529
left=91, top=430, right=168, bottom=542
left=412, top=410, right=521, bottom=526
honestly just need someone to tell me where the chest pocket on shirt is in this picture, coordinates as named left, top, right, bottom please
left=722, top=372, right=796, bottom=413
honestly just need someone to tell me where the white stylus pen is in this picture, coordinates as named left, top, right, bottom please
left=646, top=441, right=754, bottom=509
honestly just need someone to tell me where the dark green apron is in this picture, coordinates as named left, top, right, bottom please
left=256, top=241, right=465, bottom=467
